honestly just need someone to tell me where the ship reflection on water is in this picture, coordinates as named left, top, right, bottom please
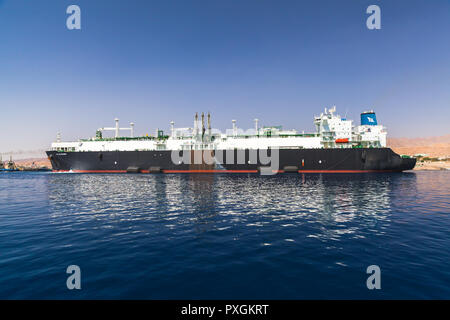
left=47, top=173, right=417, bottom=242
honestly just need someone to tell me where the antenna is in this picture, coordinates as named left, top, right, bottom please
left=331, top=105, right=336, bottom=114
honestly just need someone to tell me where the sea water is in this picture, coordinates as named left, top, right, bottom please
left=0, top=171, right=449, bottom=299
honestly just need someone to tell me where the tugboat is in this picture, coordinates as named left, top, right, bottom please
left=0, top=156, right=19, bottom=172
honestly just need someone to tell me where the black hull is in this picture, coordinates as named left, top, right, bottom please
left=46, top=148, right=416, bottom=173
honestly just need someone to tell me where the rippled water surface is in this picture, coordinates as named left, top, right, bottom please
left=0, top=172, right=449, bottom=299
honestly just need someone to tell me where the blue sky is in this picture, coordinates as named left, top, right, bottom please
left=0, top=0, right=449, bottom=152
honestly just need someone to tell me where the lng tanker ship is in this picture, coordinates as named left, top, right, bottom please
left=46, top=107, right=416, bottom=173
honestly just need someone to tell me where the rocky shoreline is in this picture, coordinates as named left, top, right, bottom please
left=413, top=161, right=450, bottom=171
left=6, top=158, right=51, bottom=171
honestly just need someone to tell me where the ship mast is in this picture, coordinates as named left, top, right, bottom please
left=201, top=112, right=205, bottom=141
left=207, top=112, right=211, bottom=141
left=194, top=112, right=199, bottom=140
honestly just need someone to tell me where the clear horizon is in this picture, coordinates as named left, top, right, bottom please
left=1, top=0, right=449, bottom=153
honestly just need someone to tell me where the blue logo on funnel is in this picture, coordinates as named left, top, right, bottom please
left=361, top=112, right=377, bottom=126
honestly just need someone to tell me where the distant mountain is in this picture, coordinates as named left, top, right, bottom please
left=0, top=149, right=47, bottom=160
left=388, top=134, right=450, bottom=158
left=12, top=158, right=51, bottom=168
left=388, top=134, right=450, bottom=147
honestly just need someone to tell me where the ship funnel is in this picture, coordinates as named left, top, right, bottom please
left=254, top=118, right=259, bottom=134
left=361, top=110, right=378, bottom=125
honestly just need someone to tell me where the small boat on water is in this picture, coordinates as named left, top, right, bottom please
left=0, top=156, right=19, bottom=172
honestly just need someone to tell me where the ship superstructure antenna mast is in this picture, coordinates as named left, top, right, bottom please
left=207, top=112, right=211, bottom=140
left=330, top=105, right=336, bottom=114
left=254, top=118, right=259, bottom=135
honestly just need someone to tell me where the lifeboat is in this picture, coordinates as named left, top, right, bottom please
left=335, top=138, right=349, bottom=143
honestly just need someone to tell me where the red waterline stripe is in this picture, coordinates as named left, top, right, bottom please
left=53, top=170, right=127, bottom=173
left=162, top=169, right=259, bottom=173
left=52, top=169, right=259, bottom=173
left=52, top=169, right=398, bottom=174
left=297, top=170, right=396, bottom=173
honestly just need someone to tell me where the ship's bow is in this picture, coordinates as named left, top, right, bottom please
left=46, top=151, right=59, bottom=171
left=399, top=156, right=416, bottom=171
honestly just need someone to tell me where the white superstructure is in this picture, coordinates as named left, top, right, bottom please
left=50, top=107, right=387, bottom=152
